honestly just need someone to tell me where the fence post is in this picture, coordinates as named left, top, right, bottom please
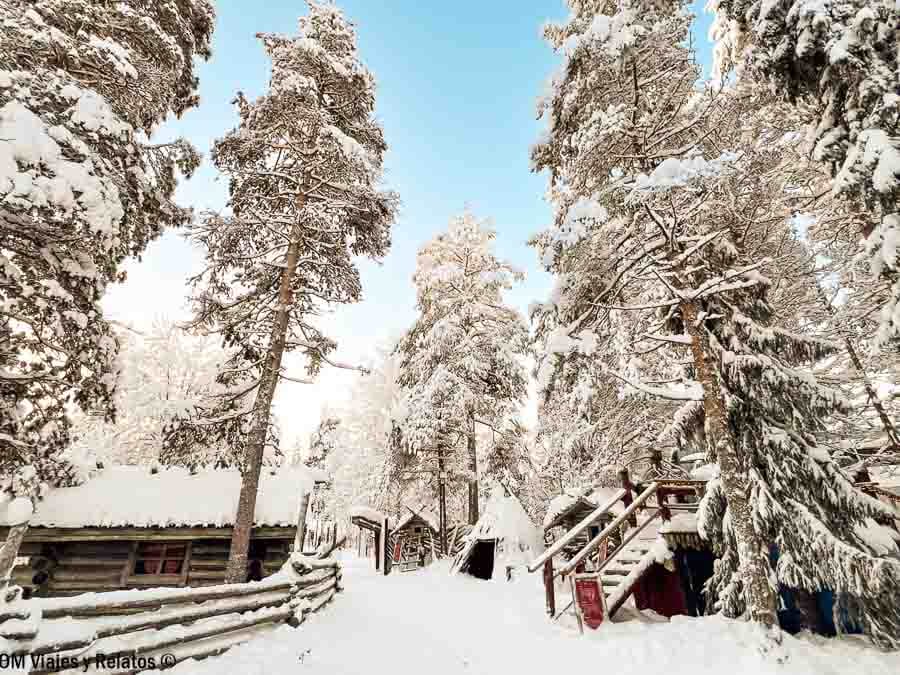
left=543, top=558, right=556, bottom=616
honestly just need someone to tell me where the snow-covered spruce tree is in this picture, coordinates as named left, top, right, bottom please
left=531, top=1, right=898, bottom=636
left=707, top=0, right=900, bottom=343
left=394, top=211, right=529, bottom=524
left=0, top=0, right=213, bottom=585
left=176, top=2, right=397, bottom=582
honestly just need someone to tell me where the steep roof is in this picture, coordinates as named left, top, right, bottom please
left=543, top=485, right=625, bottom=529
left=391, top=505, right=439, bottom=534
left=0, top=465, right=324, bottom=529
left=453, top=494, right=544, bottom=574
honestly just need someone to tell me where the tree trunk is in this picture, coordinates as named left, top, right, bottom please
left=293, top=490, right=312, bottom=555
left=818, top=293, right=900, bottom=451
left=682, top=301, right=778, bottom=627
left=224, top=216, right=305, bottom=584
left=438, top=447, right=447, bottom=556
left=0, top=524, right=27, bottom=592
left=467, top=413, right=479, bottom=525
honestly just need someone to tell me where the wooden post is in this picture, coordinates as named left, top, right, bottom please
left=618, top=468, right=637, bottom=527
left=658, top=488, right=671, bottom=523
left=381, top=517, right=390, bottom=576
left=374, top=525, right=381, bottom=572
left=651, top=448, right=663, bottom=477
left=293, top=490, right=312, bottom=554
left=543, top=558, right=556, bottom=617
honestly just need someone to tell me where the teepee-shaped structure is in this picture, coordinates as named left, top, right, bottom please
left=451, top=493, right=543, bottom=580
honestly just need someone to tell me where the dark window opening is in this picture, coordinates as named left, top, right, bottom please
left=132, top=542, right=188, bottom=575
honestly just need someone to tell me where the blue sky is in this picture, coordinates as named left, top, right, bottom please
left=103, top=0, right=715, bottom=447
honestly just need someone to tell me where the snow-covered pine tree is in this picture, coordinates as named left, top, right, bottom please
left=394, top=211, right=529, bottom=525
left=177, top=1, right=398, bottom=582
left=0, top=0, right=213, bottom=586
left=532, top=1, right=900, bottom=639
left=707, top=0, right=900, bottom=343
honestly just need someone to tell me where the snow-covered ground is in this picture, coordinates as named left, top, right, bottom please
left=165, top=553, right=900, bottom=675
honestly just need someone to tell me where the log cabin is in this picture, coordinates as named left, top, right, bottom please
left=389, top=506, right=440, bottom=572
left=0, top=465, right=325, bottom=598
left=542, top=486, right=624, bottom=561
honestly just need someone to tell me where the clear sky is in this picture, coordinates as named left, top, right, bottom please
left=102, top=0, right=715, bottom=449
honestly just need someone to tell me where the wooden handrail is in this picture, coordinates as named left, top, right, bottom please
left=577, top=508, right=661, bottom=580
left=557, top=482, right=659, bottom=577
left=527, top=489, right=626, bottom=573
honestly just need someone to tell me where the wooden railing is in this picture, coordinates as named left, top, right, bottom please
left=556, top=483, right=659, bottom=578
left=0, top=548, right=344, bottom=673
left=531, top=468, right=707, bottom=621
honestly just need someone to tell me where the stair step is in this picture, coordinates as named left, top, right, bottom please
left=603, top=567, right=633, bottom=576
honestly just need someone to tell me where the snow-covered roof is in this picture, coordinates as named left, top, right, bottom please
left=659, top=513, right=698, bottom=535
left=543, top=485, right=624, bottom=528
left=460, top=494, right=543, bottom=569
left=690, top=463, right=719, bottom=481
left=391, top=506, right=439, bottom=534
left=0, top=465, right=323, bottom=529
left=349, top=505, right=388, bottom=524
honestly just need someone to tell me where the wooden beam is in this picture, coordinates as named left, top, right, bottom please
left=0, top=526, right=296, bottom=542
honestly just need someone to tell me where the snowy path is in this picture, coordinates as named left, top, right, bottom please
left=167, top=554, right=900, bottom=675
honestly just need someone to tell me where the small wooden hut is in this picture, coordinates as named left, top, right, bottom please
left=542, top=486, right=624, bottom=561
left=390, top=506, right=440, bottom=572
left=0, top=465, right=323, bottom=598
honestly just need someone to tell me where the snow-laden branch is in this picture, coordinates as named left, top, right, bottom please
left=603, top=365, right=703, bottom=401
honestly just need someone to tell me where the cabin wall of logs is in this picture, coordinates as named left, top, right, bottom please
left=3, top=528, right=295, bottom=598
left=0, top=552, right=343, bottom=674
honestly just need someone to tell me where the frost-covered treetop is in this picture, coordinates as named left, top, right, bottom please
left=1, top=0, right=214, bottom=131
left=395, top=211, right=529, bottom=453
left=414, top=212, right=524, bottom=306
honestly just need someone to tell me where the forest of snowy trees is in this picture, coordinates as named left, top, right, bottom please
left=2, top=0, right=899, bottom=653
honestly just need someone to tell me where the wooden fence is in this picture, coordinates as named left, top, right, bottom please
left=0, top=549, right=343, bottom=673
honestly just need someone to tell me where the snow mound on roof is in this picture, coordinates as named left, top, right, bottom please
left=543, top=485, right=624, bottom=528
left=0, top=465, right=323, bottom=528
left=350, top=505, right=388, bottom=524
left=659, top=512, right=698, bottom=534
left=392, top=506, right=439, bottom=534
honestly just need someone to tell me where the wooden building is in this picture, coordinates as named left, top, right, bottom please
left=543, top=486, right=624, bottom=562
left=0, top=465, right=323, bottom=597
left=389, top=506, right=440, bottom=572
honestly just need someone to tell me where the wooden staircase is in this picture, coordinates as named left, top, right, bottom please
left=529, top=477, right=705, bottom=632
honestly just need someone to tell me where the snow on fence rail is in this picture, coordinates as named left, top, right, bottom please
left=0, top=548, right=344, bottom=673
